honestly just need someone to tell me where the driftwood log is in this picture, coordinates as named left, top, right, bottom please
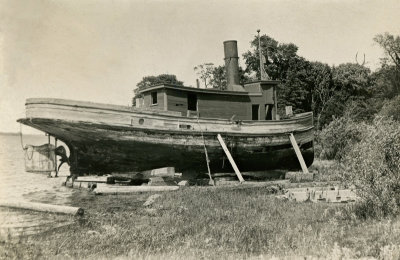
left=0, top=201, right=84, bottom=216
left=94, top=184, right=179, bottom=195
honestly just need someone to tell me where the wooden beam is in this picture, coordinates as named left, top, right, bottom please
left=94, top=184, right=179, bottom=194
left=0, top=201, right=84, bottom=216
left=289, top=133, right=309, bottom=174
left=54, top=138, right=58, bottom=177
left=217, top=134, right=245, bottom=183
left=273, top=86, right=278, bottom=120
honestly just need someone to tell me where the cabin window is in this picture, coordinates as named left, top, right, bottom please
left=187, top=93, right=197, bottom=111
left=151, top=92, right=158, bottom=105
left=265, top=105, right=272, bottom=120
left=252, top=104, right=259, bottom=120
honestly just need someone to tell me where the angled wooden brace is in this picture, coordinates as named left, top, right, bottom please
left=217, top=134, right=245, bottom=183
left=289, top=133, right=309, bottom=174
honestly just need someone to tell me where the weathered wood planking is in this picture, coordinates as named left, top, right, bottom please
left=19, top=118, right=314, bottom=174
left=23, top=98, right=313, bottom=135
left=18, top=98, right=314, bottom=175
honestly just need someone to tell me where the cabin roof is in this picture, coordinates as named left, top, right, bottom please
left=244, top=80, right=280, bottom=85
left=139, top=84, right=266, bottom=96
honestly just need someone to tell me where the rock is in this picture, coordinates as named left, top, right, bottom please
left=87, top=230, right=100, bottom=236
left=143, top=194, right=161, bottom=207
left=270, top=185, right=280, bottom=193
left=143, top=208, right=157, bottom=216
left=275, top=195, right=289, bottom=201
left=177, top=206, right=188, bottom=214
left=177, top=180, right=189, bottom=186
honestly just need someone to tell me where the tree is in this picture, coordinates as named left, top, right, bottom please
left=309, top=62, right=335, bottom=129
left=332, top=63, right=371, bottom=97
left=372, top=33, right=400, bottom=98
left=374, top=33, right=400, bottom=70
left=132, top=74, right=184, bottom=106
left=209, top=65, right=227, bottom=90
left=371, top=65, right=400, bottom=99
left=277, top=56, right=313, bottom=113
left=242, top=34, right=299, bottom=81
left=194, top=63, right=250, bottom=90
left=194, top=63, right=215, bottom=88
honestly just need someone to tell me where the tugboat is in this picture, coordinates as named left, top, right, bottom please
left=18, top=39, right=314, bottom=175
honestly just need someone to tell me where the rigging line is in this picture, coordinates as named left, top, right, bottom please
left=196, top=116, right=214, bottom=185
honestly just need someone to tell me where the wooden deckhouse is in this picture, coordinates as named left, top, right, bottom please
left=137, top=41, right=279, bottom=121
left=136, top=81, right=278, bottom=121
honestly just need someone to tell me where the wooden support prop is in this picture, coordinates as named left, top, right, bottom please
left=55, top=138, right=58, bottom=177
left=0, top=201, right=84, bottom=216
left=289, top=133, right=309, bottom=174
left=217, top=134, right=245, bottom=183
left=94, top=184, right=179, bottom=195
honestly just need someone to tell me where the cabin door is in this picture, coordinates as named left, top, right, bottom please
left=252, top=104, right=259, bottom=120
left=265, top=105, right=272, bottom=120
left=187, top=93, right=197, bottom=111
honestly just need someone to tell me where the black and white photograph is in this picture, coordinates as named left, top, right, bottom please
left=0, top=0, right=399, bottom=259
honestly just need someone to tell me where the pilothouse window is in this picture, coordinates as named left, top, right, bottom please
left=151, top=92, right=157, bottom=105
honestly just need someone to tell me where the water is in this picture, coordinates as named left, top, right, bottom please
left=0, top=134, right=75, bottom=241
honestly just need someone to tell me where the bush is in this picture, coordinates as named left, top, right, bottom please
left=343, top=117, right=400, bottom=218
left=317, top=116, right=363, bottom=160
left=379, top=95, right=400, bottom=121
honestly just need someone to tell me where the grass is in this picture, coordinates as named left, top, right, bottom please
left=2, top=183, right=400, bottom=259
left=309, top=159, right=344, bottom=183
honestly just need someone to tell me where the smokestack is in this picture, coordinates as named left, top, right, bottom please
left=223, top=40, right=245, bottom=91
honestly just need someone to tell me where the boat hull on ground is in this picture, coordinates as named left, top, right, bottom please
left=18, top=98, right=314, bottom=175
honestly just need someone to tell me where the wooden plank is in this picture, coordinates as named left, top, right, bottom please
left=94, top=184, right=179, bottom=194
left=289, top=133, right=309, bottom=174
left=75, top=175, right=114, bottom=183
left=150, top=167, right=175, bottom=176
left=0, top=201, right=84, bottom=216
left=111, top=168, right=176, bottom=179
left=217, top=134, right=245, bottom=183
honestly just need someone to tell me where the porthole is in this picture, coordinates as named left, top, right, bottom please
left=139, top=118, right=144, bottom=125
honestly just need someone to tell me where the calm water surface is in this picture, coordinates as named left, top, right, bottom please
left=0, top=134, right=75, bottom=241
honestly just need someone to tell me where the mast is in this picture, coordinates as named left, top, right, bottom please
left=257, top=29, right=269, bottom=80
left=258, top=30, right=276, bottom=119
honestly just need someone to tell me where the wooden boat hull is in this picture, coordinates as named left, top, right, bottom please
left=18, top=98, right=314, bottom=175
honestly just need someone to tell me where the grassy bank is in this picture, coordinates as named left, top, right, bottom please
left=2, top=183, right=400, bottom=259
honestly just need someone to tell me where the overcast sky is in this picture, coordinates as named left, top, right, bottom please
left=1, top=0, right=399, bottom=134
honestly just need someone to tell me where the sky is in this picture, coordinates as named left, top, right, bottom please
left=0, top=0, right=399, bottom=134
